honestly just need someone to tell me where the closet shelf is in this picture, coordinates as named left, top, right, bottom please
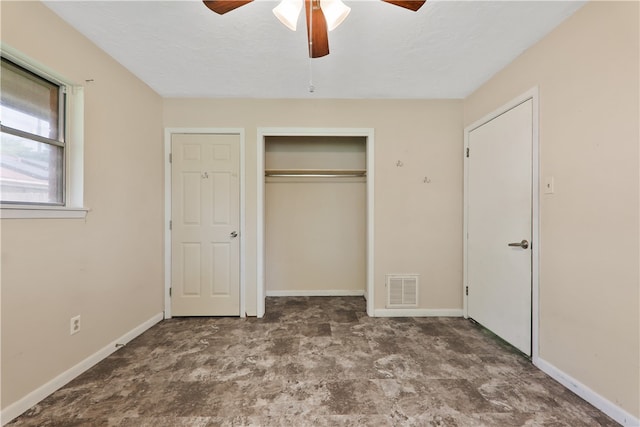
left=265, top=169, right=366, bottom=178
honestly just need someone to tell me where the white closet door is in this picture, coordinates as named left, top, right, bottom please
left=171, top=133, right=240, bottom=316
left=467, top=99, right=533, bottom=355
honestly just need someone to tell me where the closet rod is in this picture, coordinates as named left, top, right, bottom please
left=265, top=169, right=366, bottom=178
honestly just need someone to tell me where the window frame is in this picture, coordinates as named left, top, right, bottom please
left=0, top=46, right=87, bottom=219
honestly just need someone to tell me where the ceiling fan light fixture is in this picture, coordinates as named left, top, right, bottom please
left=320, top=0, right=351, bottom=31
left=273, top=0, right=303, bottom=31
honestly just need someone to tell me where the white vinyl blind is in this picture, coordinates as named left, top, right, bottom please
left=0, top=57, right=65, bottom=205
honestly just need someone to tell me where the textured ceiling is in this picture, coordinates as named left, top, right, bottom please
left=43, top=0, right=586, bottom=99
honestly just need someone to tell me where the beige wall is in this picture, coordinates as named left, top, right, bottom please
left=266, top=179, right=366, bottom=293
left=1, top=1, right=164, bottom=410
left=164, top=99, right=464, bottom=313
left=265, top=136, right=366, bottom=294
left=464, top=1, right=639, bottom=418
left=265, top=136, right=366, bottom=170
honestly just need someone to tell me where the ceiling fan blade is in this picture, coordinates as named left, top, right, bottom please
left=202, top=0, right=254, bottom=15
left=382, top=0, right=426, bottom=12
left=305, top=0, right=330, bottom=58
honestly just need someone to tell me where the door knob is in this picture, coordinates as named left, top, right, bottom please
left=230, top=231, right=238, bottom=238
left=508, top=240, right=529, bottom=249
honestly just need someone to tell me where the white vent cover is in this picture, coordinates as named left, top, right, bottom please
left=386, top=274, right=419, bottom=308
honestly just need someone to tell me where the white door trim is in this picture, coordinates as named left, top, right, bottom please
left=164, top=128, right=246, bottom=318
left=257, top=127, right=375, bottom=318
left=463, top=87, right=540, bottom=360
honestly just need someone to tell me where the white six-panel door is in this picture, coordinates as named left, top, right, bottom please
left=171, top=133, right=240, bottom=316
left=467, top=99, right=533, bottom=355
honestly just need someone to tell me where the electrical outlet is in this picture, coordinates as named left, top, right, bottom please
left=70, top=315, right=81, bottom=335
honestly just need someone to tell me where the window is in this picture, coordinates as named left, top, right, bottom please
left=0, top=48, right=85, bottom=219
left=1, top=57, right=65, bottom=205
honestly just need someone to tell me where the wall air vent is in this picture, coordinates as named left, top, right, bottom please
left=386, top=274, right=419, bottom=308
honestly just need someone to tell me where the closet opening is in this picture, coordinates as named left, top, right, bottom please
left=257, top=128, right=375, bottom=318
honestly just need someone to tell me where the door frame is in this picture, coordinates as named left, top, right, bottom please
left=463, top=88, right=540, bottom=360
left=256, top=128, right=375, bottom=318
left=164, top=128, right=246, bottom=318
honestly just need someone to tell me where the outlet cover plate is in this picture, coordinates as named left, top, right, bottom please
left=70, top=315, right=81, bottom=335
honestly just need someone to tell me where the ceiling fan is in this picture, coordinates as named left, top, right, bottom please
left=203, top=0, right=426, bottom=58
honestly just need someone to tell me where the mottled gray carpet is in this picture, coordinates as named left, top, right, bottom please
left=9, top=297, right=617, bottom=426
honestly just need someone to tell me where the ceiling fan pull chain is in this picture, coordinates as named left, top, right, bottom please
left=308, top=59, right=315, bottom=93
left=308, top=0, right=315, bottom=92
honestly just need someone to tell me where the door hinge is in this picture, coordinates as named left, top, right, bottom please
left=169, top=287, right=172, bottom=297
left=169, top=220, right=172, bottom=230
left=466, top=147, right=470, bottom=158
left=169, top=153, right=172, bottom=163
left=465, top=286, right=469, bottom=296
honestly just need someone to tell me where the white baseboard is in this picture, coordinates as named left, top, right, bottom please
left=374, top=308, right=463, bottom=317
left=266, top=290, right=365, bottom=297
left=1, top=312, right=164, bottom=426
left=535, top=357, right=639, bottom=427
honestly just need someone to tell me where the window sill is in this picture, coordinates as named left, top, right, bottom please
left=0, top=206, right=89, bottom=219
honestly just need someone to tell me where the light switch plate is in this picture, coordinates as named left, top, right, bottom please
left=544, top=176, right=555, bottom=194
